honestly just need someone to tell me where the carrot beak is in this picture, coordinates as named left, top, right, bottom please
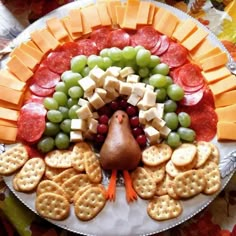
left=117, top=114, right=123, bottom=123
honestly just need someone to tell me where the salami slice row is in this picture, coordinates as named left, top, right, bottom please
left=17, top=102, right=46, bottom=143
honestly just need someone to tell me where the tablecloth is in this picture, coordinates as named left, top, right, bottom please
left=0, top=0, right=236, bottom=235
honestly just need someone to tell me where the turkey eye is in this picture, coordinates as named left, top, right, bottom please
left=122, top=115, right=125, bottom=118
left=115, top=115, right=118, bottom=118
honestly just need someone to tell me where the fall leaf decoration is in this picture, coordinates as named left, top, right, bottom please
left=188, top=0, right=207, bottom=14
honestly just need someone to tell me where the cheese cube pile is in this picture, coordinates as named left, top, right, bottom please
left=70, top=66, right=171, bottom=144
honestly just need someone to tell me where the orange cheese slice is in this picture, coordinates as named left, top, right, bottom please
left=0, top=107, right=19, bottom=121
left=197, top=47, right=222, bottom=63
left=0, top=99, right=23, bottom=111
left=107, top=0, right=122, bottom=25
left=61, top=17, right=82, bottom=41
left=40, top=28, right=60, bottom=50
left=26, top=40, right=41, bottom=51
left=215, top=103, right=236, bottom=122
left=10, top=47, right=38, bottom=70
left=217, top=121, right=236, bottom=141
left=96, top=2, right=112, bottom=26
left=46, top=17, right=69, bottom=41
left=209, top=74, right=236, bottom=96
left=153, top=8, right=179, bottom=37
left=7, top=56, right=33, bottom=82
left=202, top=66, right=231, bottom=84
left=0, top=125, right=18, bottom=143
left=81, top=5, right=101, bottom=29
left=214, top=89, right=236, bottom=108
left=148, top=3, right=156, bottom=25
left=19, top=42, right=44, bottom=62
left=181, top=27, right=208, bottom=51
left=80, top=8, right=92, bottom=35
left=200, top=52, right=228, bottom=71
left=0, top=69, right=26, bottom=91
left=137, top=1, right=151, bottom=25
left=0, top=119, right=17, bottom=127
left=0, top=85, right=24, bottom=105
left=115, top=5, right=126, bottom=27
left=122, top=0, right=140, bottom=29
left=172, top=19, right=197, bottom=42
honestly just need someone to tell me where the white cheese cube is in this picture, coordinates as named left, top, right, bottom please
left=95, top=88, right=107, bottom=100
left=92, top=112, right=99, bottom=119
left=127, top=93, right=141, bottom=106
left=137, top=99, right=147, bottom=110
left=126, top=74, right=140, bottom=83
left=88, top=92, right=105, bottom=110
left=76, top=104, right=93, bottom=119
left=103, top=89, right=119, bottom=103
left=152, top=117, right=166, bottom=130
left=83, top=130, right=95, bottom=140
left=78, top=76, right=96, bottom=93
left=88, top=118, right=98, bottom=134
left=71, top=119, right=87, bottom=131
left=89, top=66, right=106, bottom=85
left=144, top=107, right=158, bottom=121
left=119, top=67, right=134, bottom=79
left=156, top=103, right=165, bottom=118
left=159, top=125, right=171, bottom=137
left=78, top=98, right=90, bottom=107
left=145, top=84, right=155, bottom=91
left=144, top=126, right=160, bottom=145
left=119, top=81, right=132, bottom=96
left=70, top=131, right=83, bottom=142
left=83, top=90, right=94, bottom=99
left=139, top=110, right=146, bottom=124
left=103, top=76, right=120, bottom=92
left=142, top=90, right=157, bottom=108
left=132, top=83, right=146, bottom=97
left=105, top=66, right=121, bottom=77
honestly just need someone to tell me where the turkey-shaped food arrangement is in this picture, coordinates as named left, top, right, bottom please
left=100, top=110, right=141, bottom=202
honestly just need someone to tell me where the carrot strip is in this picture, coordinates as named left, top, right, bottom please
left=106, top=169, right=117, bottom=201
left=123, top=170, right=137, bottom=203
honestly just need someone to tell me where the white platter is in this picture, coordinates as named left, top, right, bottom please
left=2, top=0, right=236, bottom=235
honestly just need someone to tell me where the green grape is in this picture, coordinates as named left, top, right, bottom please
left=71, top=55, right=87, bottom=73
left=134, top=45, right=144, bottom=53
left=43, top=97, right=59, bottom=110
left=43, top=122, right=60, bottom=136
left=136, top=48, right=151, bottom=67
left=141, top=77, right=149, bottom=84
left=81, top=66, right=91, bottom=77
left=122, top=46, right=136, bottom=60
left=67, top=98, right=78, bottom=108
left=103, top=57, right=112, bottom=70
left=167, top=132, right=181, bottom=148
left=155, top=88, right=167, bottom=102
left=149, top=74, right=168, bottom=88
left=58, top=106, right=69, bottom=119
left=60, top=119, right=71, bottom=133
left=108, top=47, right=122, bottom=62
left=68, top=105, right=80, bottom=119
left=167, top=84, right=184, bottom=101
left=177, top=127, right=196, bottom=142
left=62, top=71, right=82, bottom=88
left=164, top=76, right=173, bottom=88
left=164, top=112, right=179, bottom=130
left=55, top=132, right=70, bottom=149
left=164, top=100, right=177, bottom=112
left=100, top=48, right=109, bottom=57
left=178, top=112, right=191, bottom=128
left=138, top=67, right=149, bottom=78
left=47, top=110, right=63, bottom=123
left=148, top=55, right=160, bottom=68
left=152, top=63, right=170, bottom=75
left=125, top=59, right=138, bottom=71
left=87, top=55, right=103, bottom=68
left=53, top=91, right=68, bottom=106
left=37, top=137, right=55, bottom=153
left=55, top=81, right=68, bottom=94
left=68, top=86, right=84, bottom=99
left=112, top=60, right=125, bottom=68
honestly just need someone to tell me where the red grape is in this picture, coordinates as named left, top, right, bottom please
left=130, top=116, right=139, bottom=128
left=136, top=135, right=147, bottom=146
left=110, top=101, right=119, bottom=111
left=98, top=105, right=112, bottom=117
left=132, top=127, right=144, bottom=137
left=119, top=99, right=128, bottom=110
left=99, top=115, right=109, bottom=124
left=126, top=105, right=138, bottom=117
left=97, top=124, right=108, bottom=134
left=95, top=134, right=105, bottom=143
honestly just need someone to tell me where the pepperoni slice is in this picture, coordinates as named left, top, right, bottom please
left=77, top=39, right=98, bottom=56
left=160, top=42, right=188, bottom=68
left=90, top=27, right=111, bottom=51
left=29, top=83, right=54, bottom=97
left=46, top=51, right=71, bottom=74
left=59, top=42, right=80, bottom=57
left=25, top=95, right=44, bottom=104
left=153, top=35, right=170, bottom=56
left=107, top=29, right=131, bottom=49
left=180, top=89, right=204, bottom=106
left=25, top=145, right=44, bottom=158
left=17, top=103, right=46, bottom=143
left=132, top=26, right=159, bottom=50
left=32, top=65, right=60, bottom=89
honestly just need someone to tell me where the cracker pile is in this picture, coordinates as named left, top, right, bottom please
left=0, top=140, right=221, bottom=223
left=132, top=141, right=221, bottom=221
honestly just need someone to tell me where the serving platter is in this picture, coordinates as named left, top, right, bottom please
left=1, top=0, right=236, bottom=235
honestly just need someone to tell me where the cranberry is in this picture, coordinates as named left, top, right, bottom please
left=99, top=115, right=109, bottom=124
left=110, top=100, right=119, bottom=111
left=136, top=134, right=147, bottom=147
left=119, top=99, right=128, bottom=110
left=130, top=116, right=139, bottom=128
left=95, top=134, right=105, bottom=143
left=132, top=127, right=144, bottom=137
left=97, top=124, right=108, bottom=134
left=98, top=105, right=112, bottom=117
left=126, top=105, right=138, bottom=117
